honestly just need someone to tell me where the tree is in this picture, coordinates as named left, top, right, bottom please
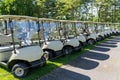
left=55, top=0, right=81, bottom=20
left=94, top=0, right=117, bottom=22
left=0, top=0, right=120, bottom=23
left=0, top=0, right=35, bottom=16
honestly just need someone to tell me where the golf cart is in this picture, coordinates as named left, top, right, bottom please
left=0, top=15, right=46, bottom=78
left=103, top=23, right=112, bottom=38
left=38, top=19, right=65, bottom=59
left=58, top=20, right=81, bottom=53
left=115, top=23, right=120, bottom=35
left=109, top=23, right=117, bottom=35
left=112, top=23, right=120, bottom=35
left=88, top=22, right=102, bottom=41
left=98, top=22, right=109, bottom=38
left=106, top=23, right=113, bottom=36
left=81, top=21, right=97, bottom=45
left=74, top=21, right=87, bottom=46
left=94, top=22, right=106, bottom=40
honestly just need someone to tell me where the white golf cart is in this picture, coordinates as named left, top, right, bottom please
left=58, top=20, right=81, bottom=53
left=102, top=23, right=112, bottom=38
left=74, top=21, right=87, bottom=46
left=38, top=19, right=65, bottom=59
left=112, top=23, right=120, bottom=35
left=98, top=22, right=110, bottom=38
left=0, top=15, right=46, bottom=78
left=81, top=22, right=97, bottom=45
left=94, top=22, right=106, bottom=40
left=106, top=23, right=113, bottom=37
left=87, top=22, right=102, bottom=41
left=115, top=23, right=120, bottom=35
left=109, top=23, right=117, bottom=35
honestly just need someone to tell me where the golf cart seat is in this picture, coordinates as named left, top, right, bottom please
left=0, top=32, right=20, bottom=62
left=0, top=44, right=20, bottom=62
left=0, top=46, right=13, bottom=62
left=0, top=33, right=12, bottom=44
left=68, top=35, right=74, bottom=39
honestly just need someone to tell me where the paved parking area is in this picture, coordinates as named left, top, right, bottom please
left=40, top=36, right=120, bottom=80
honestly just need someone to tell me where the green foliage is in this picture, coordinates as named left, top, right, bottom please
left=0, top=0, right=120, bottom=22
left=55, top=0, right=81, bottom=19
left=95, top=0, right=120, bottom=22
left=0, top=0, right=35, bottom=16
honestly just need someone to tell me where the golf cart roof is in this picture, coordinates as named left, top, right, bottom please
left=39, top=18, right=55, bottom=22
left=0, top=15, right=39, bottom=21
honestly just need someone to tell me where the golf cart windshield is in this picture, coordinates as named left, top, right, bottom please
left=81, top=23, right=89, bottom=34
left=42, top=21, right=60, bottom=41
left=114, top=24, right=118, bottom=30
left=97, top=24, right=103, bottom=33
left=15, top=21, right=38, bottom=46
left=88, top=23, right=95, bottom=33
left=104, top=24, right=109, bottom=31
left=65, top=22, right=76, bottom=38
left=58, top=21, right=76, bottom=39
left=76, top=23, right=85, bottom=35
left=0, top=20, right=38, bottom=46
left=0, top=21, right=13, bottom=45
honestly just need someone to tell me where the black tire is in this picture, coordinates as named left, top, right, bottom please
left=99, top=36, right=104, bottom=41
left=63, top=46, right=73, bottom=55
left=106, top=34, right=109, bottom=37
left=43, top=52, right=49, bottom=60
left=78, top=44, right=82, bottom=51
left=63, top=47, right=69, bottom=55
left=69, top=46, right=73, bottom=54
left=40, top=56, right=46, bottom=67
left=79, top=41, right=84, bottom=47
left=87, top=39, right=95, bottom=45
left=12, top=63, right=29, bottom=78
left=44, top=51, right=53, bottom=60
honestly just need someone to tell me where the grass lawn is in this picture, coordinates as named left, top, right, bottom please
left=0, top=36, right=114, bottom=80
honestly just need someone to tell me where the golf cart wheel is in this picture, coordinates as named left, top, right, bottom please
left=12, top=63, right=29, bottom=78
left=44, top=51, right=53, bottom=60
left=99, top=36, right=104, bottom=41
left=87, top=39, right=95, bottom=45
left=79, top=41, right=84, bottom=47
left=40, top=56, right=46, bottom=67
left=63, top=47, right=69, bottom=55
left=43, top=52, right=49, bottom=60
left=78, top=43, right=82, bottom=51
left=63, top=46, right=73, bottom=55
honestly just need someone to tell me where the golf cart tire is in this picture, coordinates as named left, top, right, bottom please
left=44, top=50, right=54, bottom=60
left=87, top=39, right=95, bottom=45
left=79, top=41, right=84, bottom=47
left=63, top=46, right=73, bottom=55
left=12, top=63, right=29, bottom=78
left=40, top=56, right=46, bottom=67
left=99, top=35, right=104, bottom=41
left=78, top=44, right=82, bottom=51
left=63, top=47, right=69, bottom=55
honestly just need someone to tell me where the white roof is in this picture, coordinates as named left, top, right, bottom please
left=0, top=15, right=39, bottom=21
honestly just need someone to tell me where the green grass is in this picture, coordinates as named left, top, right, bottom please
left=0, top=36, right=115, bottom=80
